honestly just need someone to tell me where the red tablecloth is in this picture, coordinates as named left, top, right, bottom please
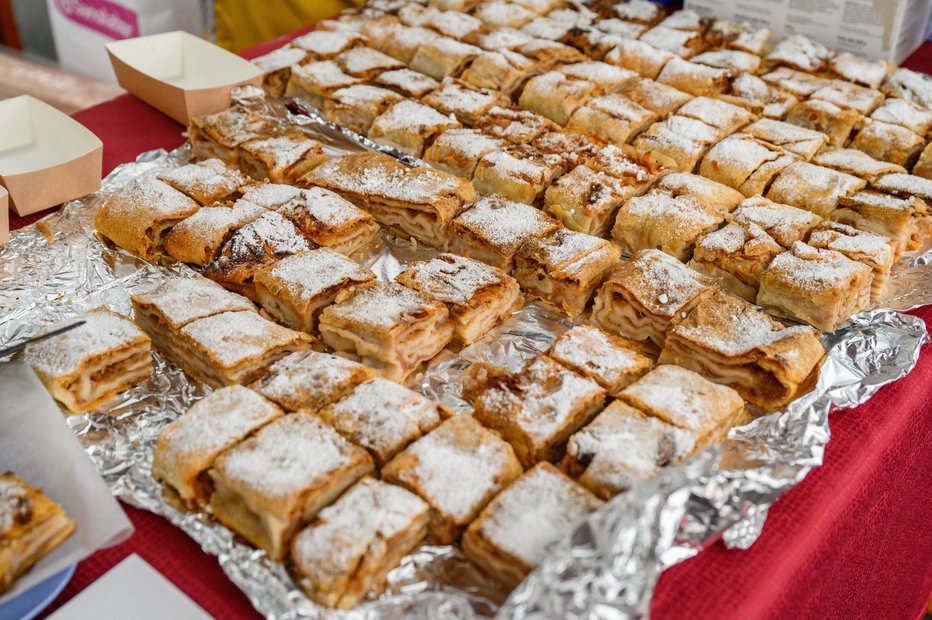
left=16, top=28, right=932, bottom=620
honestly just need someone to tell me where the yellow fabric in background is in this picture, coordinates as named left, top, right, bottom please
left=215, top=0, right=361, bottom=52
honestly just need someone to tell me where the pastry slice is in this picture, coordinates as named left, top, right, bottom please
left=761, top=67, right=832, bottom=99
left=291, top=478, right=429, bottom=609
left=548, top=325, right=654, bottom=396
left=381, top=414, right=522, bottom=544
left=422, top=128, right=507, bottom=178
left=869, top=97, right=932, bottom=136
left=612, top=189, right=725, bottom=261
left=707, top=20, right=770, bottom=55
left=660, top=290, right=824, bottom=409
left=562, top=26, right=634, bottom=61
left=368, top=99, right=462, bottom=157
left=909, top=139, right=932, bottom=177
left=236, top=183, right=302, bottom=210
left=812, top=147, right=905, bottom=184
left=299, top=152, right=407, bottom=209
left=334, top=46, right=405, bottom=79
left=834, top=191, right=929, bottom=257
left=632, top=115, right=724, bottom=173
left=153, top=386, right=283, bottom=506
left=531, top=129, right=607, bottom=171
left=291, top=29, right=367, bottom=59
left=368, top=22, right=439, bottom=64
left=202, top=211, right=314, bottom=300
left=421, top=77, right=510, bottom=125
left=277, top=187, right=380, bottom=255
left=447, top=195, right=560, bottom=271
left=557, top=61, right=638, bottom=94
left=757, top=242, right=874, bottom=332
left=463, top=355, right=606, bottom=467
left=472, top=144, right=566, bottom=205
left=466, top=24, right=535, bottom=50
left=872, top=172, right=932, bottom=202
left=187, top=106, right=281, bottom=165
left=591, top=249, right=717, bottom=350
left=254, top=249, right=376, bottom=334
left=730, top=196, right=823, bottom=247
left=0, top=474, right=76, bottom=594
left=396, top=254, right=522, bottom=345
left=881, top=67, right=932, bottom=109
left=729, top=72, right=799, bottom=119
left=252, top=47, right=308, bottom=96
left=462, top=463, right=602, bottom=588
left=95, top=177, right=200, bottom=261
left=514, top=228, right=621, bottom=318
left=619, top=364, right=744, bottom=448
left=784, top=99, right=861, bottom=147
left=428, top=10, right=483, bottom=39
left=639, top=25, right=704, bottom=59
left=586, top=143, right=669, bottom=183
left=543, top=164, right=639, bottom=237
left=250, top=349, right=375, bottom=412
left=697, top=134, right=794, bottom=195
left=316, top=378, right=445, bottom=466
left=25, top=309, right=152, bottom=414
left=810, top=80, right=884, bottom=115
left=409, top=37, right=483, bottom=80
left=475, top=105, right=559, bottom=143
left=562, top=401, right=694, bottom=500
left=675, top=96, right=755, bottom=135
left=566, top=94, right=658, bottom=146
left=473, top=0, right=536, bottom=27
left=807, top=221, right=896, bottom=302
left=764, top=33, right=832, bottom=72
left=209, top=413, right=373, bottom=560
left=744, top=118, right=827, bottom=160
left=656, top=57, right=731, bottom=96
left=158, top=159, right=247, bottom=206
left=163, top=201, right=266, bottom=266
left=691, top=49, right=761, bottom=73
left=603, top=38, right=674, bottom=79
left=459, top=49, right=540, bottom=97
left=689, top=222, right=784, bottom=302
left=609, top=0, right=663, bottom=25
left=766, top=161, right=866, bottom=218
left=829, top=52, right=892, bottom=89
left=518, top=71, right=598, bottom=125
left=318, top=282, right=453, bottom=382
left=653, top=172, right=745, bottom=213
left=286, top=60, right=364, bottom=109
left=849, top=121, right=925, bottom=168
left=237, top=133, right=327, bottom=185
left=374, top=68, right=440, bottom=97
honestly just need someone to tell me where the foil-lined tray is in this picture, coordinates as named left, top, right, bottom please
left=0, top=91, right=929, bottom=619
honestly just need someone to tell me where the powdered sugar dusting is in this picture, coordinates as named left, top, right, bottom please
left=180, top=311, right=303, bottom=367
left=399, top=254, right=504, bottom=306
left=454, top=196, right=557, bottom=250
left=261, top=249, right=374, bottom=300
left=323, top=281, right=441, bottom=329
left=134, top=277, right=255, bottom=328
left=253, top=349, right=369, bottom=410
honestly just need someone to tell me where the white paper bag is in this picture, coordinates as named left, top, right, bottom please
left=46, top=0, right=205, bottom=83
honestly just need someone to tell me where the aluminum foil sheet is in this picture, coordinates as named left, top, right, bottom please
left=0, top=92, right=930, bottom=620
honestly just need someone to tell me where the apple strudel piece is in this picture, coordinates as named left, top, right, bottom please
left=548, top=325, right=654, bottom=396
left=543, top=164, right=639, bottom=237
left=421, top=77, right=510, bottom=125
left=290, top=478, right=429, bottom=610
left=660, top=290, right=824, bottom=408
left=691, top=49, right=761, bottom=74
left=409, top=37, right=483, bottom=80
left=236, top=183, right=302, bottom=210
left=187, top=106, right=281, bottom=165
left=466, top=24, right=536, bottom=50
left=374, top=68, right=440, bottom=97
left=475, top=105, right=559, bottom=143
left=381, top=414, right=522, bottom=544
left=285, top=60, right=364, bottom=109
left=586, top=143, right=670, bottom=183
left=607, top=0, right=662, bottom=25
left=807, top=221, right=895, bottom=302
left=25, top=309, right=152, bottom=414
left=744, top=118, right=827, bottom=160
left=514, top=228, right=621, bottom=318
left=237, top=133, right=327, bottom=185
left=520, top=16, right=574, bottom=42
left=912, top=142, right=932, bottom=180
left=688, top=222, right=784, bottom=302
left=639, top=26, right=704, bottom=59
left=761, top=67, right=832, bottom=99
left=706, top=20, right=770, bottom=54
left=657, top=9, right=712, bottom=32
left=810, top=80, right=884, bottom=115
left=316, top=378, right=445, bottom=466
left=532, top=129, right=608, bottom=171
left=334, top=46, right=405, bottom=79
left=153, top=386, right=284, bottom=507
left=675, top=96, right=755, bottom=135
left=366, top=21, right=438, bottom=64
left=209, top=413, right=373, bottom=560
left=463, top=355, right=606, bottom=467
left=203, top=211, right=313, bottom=300
left=423, top=128, right=507, bottom=178
left=318, top=282, right=453, bottom=382
left=472, top=144, right=566, bottom=206
left=428, top=10, right=483, bottom=39
left=697, top=134, right=796, bottom=195
left=656, top=57, right=731, bottom=96
left=784, top=99, right=861, bottom=147
left=619, top=364, right=745, bottom=447
left=157, top=159, right=247, bottom=206
left=396, top=254, right=522, bottom=345
left=764, top=33, right=832, bottom=73
left=460, top=49, right=540, bottom=97
left=850, top=121, right=925, bottom=168
left=368, top=99, right=462, bottom=157
left=757, top=242, right=873, bottom=332
left=253, top=47, right=308, bottom=96
left=447, top=195, right=560, bottom=271
left=95, top=177, right=200, bottom=261
left=299, top=151, right=407, bottom=209
left=291, top=29, right=367, bottom=60
left=869, top=97, right=932, bottom=136
left=612, top=189, right=725, bottom=261
left=566, top=94, right=658, bottom=146
left=632, top=115, right=724, bottom=173
left=557, top=61, right=638, bottom=93
left=834, top=191, right=929, bottom=257
left=254, top=249, right=376, bottom=334
left=462, top=462, right=602, bottom=588
left=251, top=350, right=373, bottom=415
left=163, top=201, right=267, bottom=266
left=810, top=148, right=907, bottom=184
left=473, top=1, right=536, bottom=27
left=563, top=26, right=640, bottom=61
left=881, top=67, right=932, bottom=109
left=518, top=71, right=598, bottom=125
left=562, top=401, right=695, bottom=500
left=603, top=39, right=674, bottom=80
left=591, top=249, right=717, bottom=350
left=872, top=172, right=932, bottom=202
left=829, top=52, right=892, bottom=89
left=653, top=172, right=745, bottom=213
left=767, top=161, right=866, bottom=218
left=729, top=72, right=799, bottom=120
left=276, top=187, right=379, bottom=256
left=0, top=474, right=75, bottom=594
left=730, top=196, right=823, bottom=248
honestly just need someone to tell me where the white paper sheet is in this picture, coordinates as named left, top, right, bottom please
left=48, top=554, right=211, bottom=620
left=0, top=362, right=134, bottom=605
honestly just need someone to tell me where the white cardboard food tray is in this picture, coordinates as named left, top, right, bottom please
left=0, top=96, right=103, bottom=217
left=107, top=31, right=264, bottom=124
left=0, top=185, right=8, bottom=244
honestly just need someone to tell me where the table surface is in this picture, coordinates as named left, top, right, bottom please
left=12, top=25, right=932, bottom=620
